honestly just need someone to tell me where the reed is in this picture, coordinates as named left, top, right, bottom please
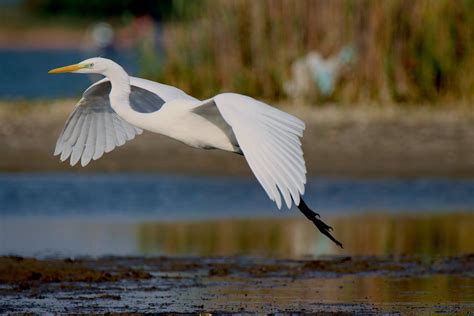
left=150, top=0, right=474, bottom=104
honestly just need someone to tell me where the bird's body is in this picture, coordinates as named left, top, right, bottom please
left=88, top=74, right=239, bottom=153
left=49, top=57, right=342, bottom=247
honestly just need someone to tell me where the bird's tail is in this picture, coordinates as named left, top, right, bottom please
left=297, top=196, right=343, bottom=248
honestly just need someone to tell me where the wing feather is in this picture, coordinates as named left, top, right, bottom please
left=70, top=112, right=91, bottom=166
left=258, top=142, right=293, bottom=208
left=202, top=93, right=306, bottom=209
left=54, top=110, right=78, bottom=156
left=55, top=78, right=196, bottom=166
left=262, top=115, right=303, bottom=137
left=119, top=117, right=137, bottom=141
left=243, top=133, right=282, bottom=207
left=81, top=113, right=97, bottom=166
left=93, top=111, right=106, bottom=161
left=111, top=114, right=127, bottom=146
left=261, top=141, right=302, bottom=206
left=60, top=113, right=85, bottom=162
left=54, top=81, right=158, bottom=166
left=104, top=111, right=116, bottom=153
left=262, top=138, right=305, bottom=192
left=60, top=109, right=81, bottom=143
left=265, top=130, right=306, bottom=175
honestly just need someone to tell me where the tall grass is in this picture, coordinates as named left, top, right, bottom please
left=151, top=0, right=474, bottom=104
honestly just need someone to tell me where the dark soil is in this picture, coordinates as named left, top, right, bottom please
left=1, top=255, right=473, bottom=313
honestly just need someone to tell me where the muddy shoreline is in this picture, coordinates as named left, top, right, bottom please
left=1, top=255, right=473, bottom=313
left=1, top=101, right=474, bottom=177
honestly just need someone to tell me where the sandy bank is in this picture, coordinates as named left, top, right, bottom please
left=1, top=100, right=474, bottom=177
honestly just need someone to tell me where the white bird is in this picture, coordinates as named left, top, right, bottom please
left=48, top=57, right=342, bottom=247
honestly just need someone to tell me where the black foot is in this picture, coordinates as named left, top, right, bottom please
left=297, top=197, right=343, bottom=248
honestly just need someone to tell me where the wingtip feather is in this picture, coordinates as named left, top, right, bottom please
left=53, top=146, right=62, bottom=156
left=80, top=157, right=91, bottom=167
left=60, top=152, right=70, bottom=162
left=69, top=157, right=78, bottom=167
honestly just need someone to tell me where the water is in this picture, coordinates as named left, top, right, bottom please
left=0, top=49, right=137, bottom=99
left=0, top=173, right=473, bottom=258
left=2, top=173, right=474, bottom=218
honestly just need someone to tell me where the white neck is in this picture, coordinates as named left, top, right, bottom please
left=103, top=62, right=146, bottom=127
left=105, top=63, right=130, bottom=100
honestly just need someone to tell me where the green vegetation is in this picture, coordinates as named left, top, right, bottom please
left=16, top=0, right=474, bottom=104
left=151, top=0, right=474, bottom=104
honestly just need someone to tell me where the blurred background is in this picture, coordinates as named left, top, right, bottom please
left=0, top=0, right=473, bottom=259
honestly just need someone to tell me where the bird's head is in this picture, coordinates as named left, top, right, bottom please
left=48, top=57, right=111, bottom=75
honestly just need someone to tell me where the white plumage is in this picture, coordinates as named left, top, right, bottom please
left=49, top=57, right=345, bottom=248
left=209, top=93, right=306, bottom=209
left=50, top=57, right=306, bottom=210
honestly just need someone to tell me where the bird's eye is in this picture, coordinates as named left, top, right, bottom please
left=87, top=63, right=94, bottom=68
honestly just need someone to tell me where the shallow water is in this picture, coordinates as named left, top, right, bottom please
left=1, top=173, right=474, bottom=258
left=2, top=214, right=473, bottom=258
left=1, top=173, right=473, bottom=313
left=2, top=173, right=474, bottom=217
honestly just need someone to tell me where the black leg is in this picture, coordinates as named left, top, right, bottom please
left=297, top=196, right=343, bottom=248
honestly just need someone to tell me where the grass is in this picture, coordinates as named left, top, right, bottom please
left=147, top=0, right=474, bottom=105
left=3, top=0, right=474, bottom=105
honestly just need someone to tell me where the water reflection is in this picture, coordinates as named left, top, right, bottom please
left=137, top=213, right=474, bottom=258
left=333, top=213, right=474, bottom=257
left=138, top=213, right=474, bottom=258
left=208, top=274, right=474, bottom=313
left=138, top=218, right=312, bottom=258
left=2, top=213, right=471, bottom=258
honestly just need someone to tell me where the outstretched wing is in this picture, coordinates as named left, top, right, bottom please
left=54, top=80, right=167, bottom=167
left=194, top=93, right=306, bottom=209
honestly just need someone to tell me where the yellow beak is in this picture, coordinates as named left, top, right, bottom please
left=48, top=63, right=85, bottom=74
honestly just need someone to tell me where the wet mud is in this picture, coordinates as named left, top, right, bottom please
left=1, top=254, right=473, bottom=313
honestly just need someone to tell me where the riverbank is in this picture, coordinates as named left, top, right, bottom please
left=1, top=100, right=473, bottom=177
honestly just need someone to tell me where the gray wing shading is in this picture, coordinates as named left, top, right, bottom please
left=54, top=81, right=165, bottom=167
left=84, top=81, right=165, bottom=113
left=191, top=99, right=241, bottom=152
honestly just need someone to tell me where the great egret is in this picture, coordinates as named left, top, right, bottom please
left=49, top=57, right=342, bottom=248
